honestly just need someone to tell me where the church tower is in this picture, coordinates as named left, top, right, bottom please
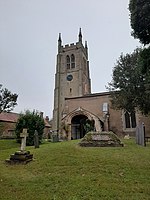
left=53, top=28, right=91, bottom=133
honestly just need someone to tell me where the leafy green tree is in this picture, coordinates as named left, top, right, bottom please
left=0, top=84, right=18, bottom=113
left=15, top=110, right=45, bottom=146
left=137, top=46, right=150, bottom=114
left=129, top=0, right=150, bottom=45
left=138, top=47, right=150, bottom=80
left=129, top=1, right=150, bottom=114
left=108, top=48, right=144, bottom=113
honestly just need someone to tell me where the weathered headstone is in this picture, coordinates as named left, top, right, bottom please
left=52, top=130, right=59, bottom=142
left=136, top=123, right=145, bottom=146
left=34, top=130, right=39, bottom=148
left=20, top=129, right=28, bottom=151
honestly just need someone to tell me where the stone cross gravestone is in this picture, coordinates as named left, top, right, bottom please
left=20, top=129, right=28, bottom=151
left=5, top=128, right=33, bottom=164
left=34, top=130, right=39, bottom=148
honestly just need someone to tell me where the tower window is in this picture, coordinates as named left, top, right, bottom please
left=66, top=55, right=70, bottom=69
left=71, top=54, right=75, bottom=68
left=124, top=111, right=136, bottom=129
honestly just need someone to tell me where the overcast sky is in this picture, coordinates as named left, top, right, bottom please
left=0, top=0, right=140, bottom=118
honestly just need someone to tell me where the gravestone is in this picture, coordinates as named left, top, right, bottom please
left=79, top=131, right=123, bottom=147
left=52, top=130, right=59, bottom=142
left=5, top=129, right=33, bottom=164
left=34, top=130, right=39, bottom=148
left=20, top=129, right=28, bottom=151
left=136, top=123, right=145, bottom=146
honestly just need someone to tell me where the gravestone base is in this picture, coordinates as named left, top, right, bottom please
left=79, top=131, right=123, bottom=147
left=5, top=150, right=33, bottom=164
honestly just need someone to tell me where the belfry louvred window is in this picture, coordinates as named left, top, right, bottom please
left=66, top=55, right=70, bottom=69
left=66, top=54, right=75, bottom=69
left=71, top=54, right=75, bottom=68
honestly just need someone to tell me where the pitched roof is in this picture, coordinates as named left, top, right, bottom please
left=0, top=112, right=19, bottom=123
left=0, top=112, right=51, bottom=127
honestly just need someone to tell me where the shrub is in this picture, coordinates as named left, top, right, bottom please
left=15, top=110, right=45, bottom=146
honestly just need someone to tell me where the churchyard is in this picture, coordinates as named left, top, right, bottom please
left=0, top=139, right=150, bottom=200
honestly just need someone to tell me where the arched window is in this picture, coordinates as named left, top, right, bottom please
left=131, top=111, right=136, bottom=128
left=125, top=112, right=130, bottom=128
left=71, top=54, right=75, bottom=68
left=66, top=55, right=70, bottom=69
left=124, top=111, right=136, bottom=128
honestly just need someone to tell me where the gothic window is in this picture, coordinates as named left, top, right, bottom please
left=125, top=112, right=130, bottom=128
left=71, top=54, right=75, bottom=68
left=66, top=55, right=70, bottom=69
left=124, top=111, right=136, bottom=129
left=131, top=111, right=136, bottom=128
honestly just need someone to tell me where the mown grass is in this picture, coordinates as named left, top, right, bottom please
left=0, top=139, right=150, bottom=200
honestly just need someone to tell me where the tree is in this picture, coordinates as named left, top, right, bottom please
left=129, top=0, right=150, bottom=45
left=15, top=110, right=45, bottom=146
left=129, top=0, right=150, bottom=114
left=0, top=84, right=18, bottom=113
left=138, top=47, right=150, bottom=79
left=108, top=48, right=145, bottom=113
left=136, top=46, right=150, bottom=114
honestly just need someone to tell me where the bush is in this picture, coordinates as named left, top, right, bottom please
left=15, top=110, right=45, bottom=146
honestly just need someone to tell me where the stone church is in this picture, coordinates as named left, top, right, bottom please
left=52, top=29, right=150, bottom=140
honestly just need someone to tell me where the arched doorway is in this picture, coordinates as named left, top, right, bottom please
left=71, top=115, right=88, bottom=139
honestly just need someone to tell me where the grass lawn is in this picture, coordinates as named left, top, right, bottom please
left=0, top=139, right=150, bottom=200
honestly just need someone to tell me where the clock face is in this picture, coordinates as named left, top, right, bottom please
left=67, top=74, right=73, bottom=81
